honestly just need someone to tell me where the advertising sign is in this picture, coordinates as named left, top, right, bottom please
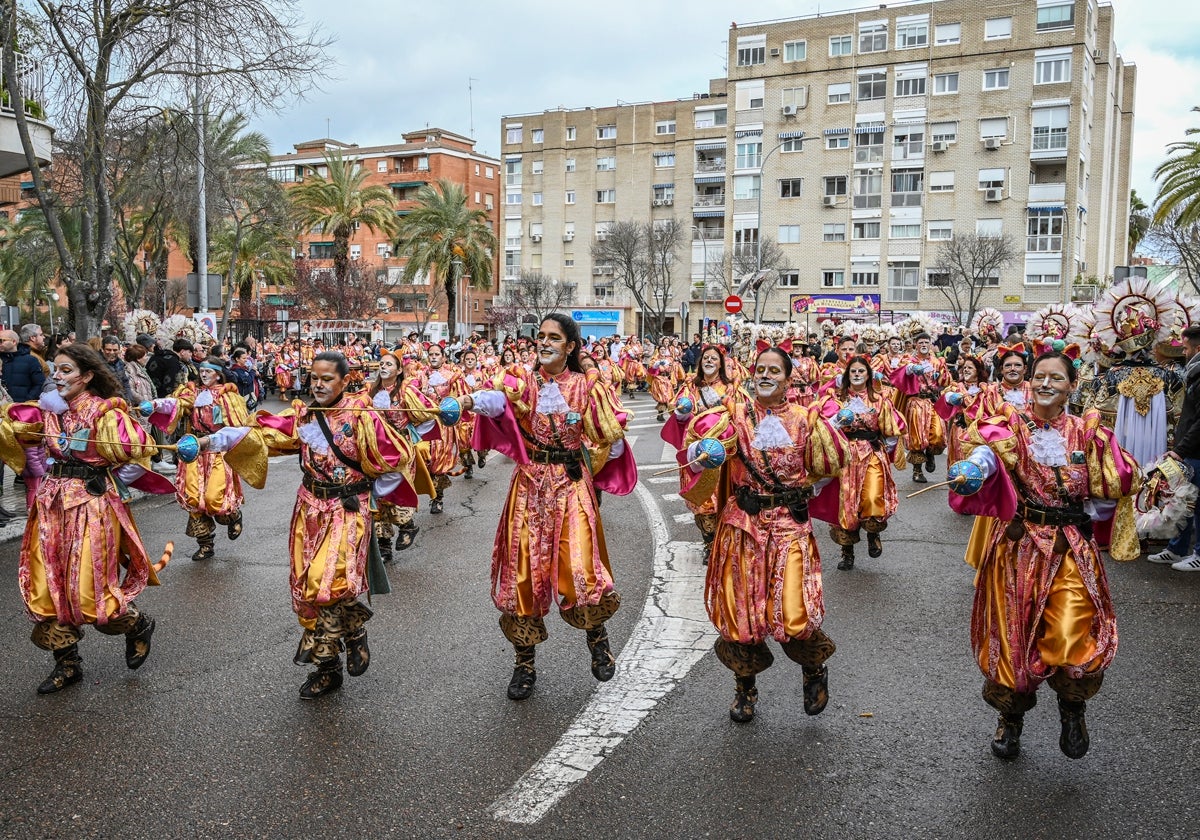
left=790, top=293, right=881, bottom=315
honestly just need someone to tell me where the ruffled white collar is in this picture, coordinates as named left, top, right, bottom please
left=751, top=412, right=792, bottom=450
left=536, top=380, right=570, bottom=415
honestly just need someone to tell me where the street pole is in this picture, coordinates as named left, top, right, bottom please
left=194, top=27, right=208, bottom=314
left=692, top=224, right=709, bottom=337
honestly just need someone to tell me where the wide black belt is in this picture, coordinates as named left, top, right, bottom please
left=845, top=430, right=881, bottom=442
left=1017, top=500, right=1090, bottom=528
left=734, top=485, right=810, bottom=521
left=915, top=389, right=941, bottom=401
left=302, top=473, right=370, bottom=500
left=529, top=447, right=583, bottom=465
left=50, top=461, right=111, bottom=496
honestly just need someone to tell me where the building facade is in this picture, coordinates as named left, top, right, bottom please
left=500, top=0, right=1133, bottom=334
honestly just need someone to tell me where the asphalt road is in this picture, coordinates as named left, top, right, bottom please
left=0, top=395, right=1197, bottom=840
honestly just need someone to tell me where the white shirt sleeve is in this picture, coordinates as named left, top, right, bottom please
left=470, top=390, right=508, bottom=418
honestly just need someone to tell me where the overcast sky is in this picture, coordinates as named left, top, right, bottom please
left=252, top=0, right=1197, bottom=205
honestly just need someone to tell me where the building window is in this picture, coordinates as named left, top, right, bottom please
left=566, top=126, right=576, bottom=141
left=733, top=174, right=761, bottom=200
left=1037, top=3, right=1074, bottom=31
left=735, top=80, right=765, bottom=110
left=596, top=156, right=616, bottom=171
left=826, top=135, right=849, bottom=150
left=310, top=243, right=334, bottom=260
left=485, top=167, right=494, bottom=179
left=891, top=171, right=924, bottom=207
left=778, top=271, right=801, bottom=288
left=597, top=125, right=616, bottom=140
left=933, top=72, right=959, bottom=95
left=976, top=218, right=1003, bottom=236
left=829, top=35, right=852, bottom=57
left=596, top=189, right=616, bottom=204
left=736, top=141, right=763, bottom=169
left=893, top=131, right=924, bottom=160
left=779, top=178, right=803, bottom=198
left=896, top=20, right=928, bottom=49
left=781, top=86, right=809, bottom=109
left=859, top=22, right=887, bottom=53
left=694, top=107, right=727, bottom=128
left=934, top=22, right=961, bottom=45
left=890, top=223, right=921, bottom=239
left=1026, top=273, right=1062, bottom=285
left=376, top=159, right=388, bottom=173
left=853, top=221, right=881, bottom=240
left=858, top=71, right=886, bottom=101
left=505, top=159, right=522, bottom=186
left=784, top=40, right=807, bottom=62
left=895, top=75, right=926, bottom=97
left=925, top=272, right=951, bottom=288
left=983, top=68, right=1010, bottom=90
left=928, top=220, right=953, bottom=240
left=1035, top=53, right=1072, bottom=85
left=734, top=226, right=759, bottom=246
left=484, top=194, right=493, bottom=210
left=736, top=34, right=766, bottom=67
left=985, top=17, right=1012, bottom=39
left=778, top=224, right=801, bottom=243
left=851, top=269, right=879, bottom=287
left=565, top=158, right=576, bottom=172
left=980, top=117, right=1008, bottom=140
left=656, top=120, right=676, bottom=135
left=506, top=125, right=523, bottom=143
left=652, top=185, right=675, bottom=202
left=416, top=157, right=429, bottom=172
left=978, top=168, right=1006, bottom=190
left=823, top=223, right=846, bottom=241
left=654, top=152, right=675, bottom=167
left=824, top=175, right=848, bottom=197
left=822, top=270, right=845, bottom=288
left=531, top=160, right=544, bottom=175
left=564, top=259, right=575, bottom=268
left=926, top=170, right=955, bottom=190
left=506, top=192, right=522, bottom=205
left=532, top=192, right=543, bottom=206
left=855, top=129, right=884, bottom=164
left=532, top=129, right=544, bottom=144
left=930, top=122, right=957, bottom=144
left=347, top=244, right=361, bottom=260
left=888, top=262, right=920, bottom=302
left=1032, top=107, right=1070, bottom=151
left=1027, top=210, right=1065, bottom=251
left=565, top=190, right=576, bottom=204
left=827, top=82, right=851, bottom=104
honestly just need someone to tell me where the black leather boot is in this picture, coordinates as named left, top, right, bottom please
left=37, top=645, right=83, bottom=695
left=586, top=626, right=616, bottom=682
left=991, top=713, right=1024, bottom=759
left=1058, top=698, right=1090, bottom=759
left=837, top=544, right=854, bottom=571
left=125, top=613, right=155, bottom=670
left=802, top=664, right=829, bottom=716
left=378, top=536, right=394, bottom=566
left=507, top=645, right=536, bottom=700
left=430, top=495, right=444, bottom=514
left=729, top=675, right=758, bottom=723
left=867, top=531, right=883, bottom=558
left=345, top=628, right=370, bottom=677
left=192, top=537, right=215, bottom=562
left=912, top=463, right=927, bottom=484
left=299, top=659, right=344, bottom=699
left=927, top=453, right=937, bottom=472
left=227, top=511, right=244, bottom=541
left=395, top=521, right=419, bottom=551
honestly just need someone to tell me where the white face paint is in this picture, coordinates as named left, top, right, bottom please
left=536, top=319, right=575, bottom=374
left=378, top=355, right=399, bottom=383
left=752, top=354, right=787, bottom=402
left=199, top=367, right=221, bottom=388
left=1030, top=361, right=1072, bottom=412
left=700, top=350, right=720, bottom=376
left=53, top=355, right=93, bottom=402
left=309, top=361, right=345, bottom=407
left=848, top=363, right=870, bottom=388
left=427, top=348, right=444, bottom=369
left=1001, top=357, right=1026, bottom=386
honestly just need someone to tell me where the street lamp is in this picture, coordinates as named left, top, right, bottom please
left=49, top=291, right=59, bottom=334
left=690, top=224, right=710, bottom=337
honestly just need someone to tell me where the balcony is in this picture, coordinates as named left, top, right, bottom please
left=1028, top=182, right=1067, bottom=203
left=696, top=158, right=726, bottom=173
left=0, top=51, right=53, bottom=180
left=693, top=193, right=725, bottom=208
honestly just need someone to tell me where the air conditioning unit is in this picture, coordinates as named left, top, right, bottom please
left=769, top=48, right=780, bottom=57
left=663, top=198, right=674, bottom=206
left=563, top=233, right=574, bottom=241
left=781, top=104, right=798, bottom=116
left=985, top=188, right=1004, bottom=202
left=595, top=232, right=608, bottom=241
left=1093, top=49, right=1105, bottom=61
left=822, top=195, right=837, bottom=207
left=592, top=267, right=605, bottom=275
left=930, top=140, right=948, bottom=153
left=652, top=199, right=664, bottom=206
left=984, top=137, right=1002, bottom=151
left=530, top=234, right=542, bottom=242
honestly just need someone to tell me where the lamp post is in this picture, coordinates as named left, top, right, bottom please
left=691, top=224, right=710, bottom=337
left=49, top=291, right=59, bottom=334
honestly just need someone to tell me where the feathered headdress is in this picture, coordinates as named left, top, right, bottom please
left=123, top=309, right=161, bottom=344
left=1027, top=303, right=1081, bottom=343
left=1093, top=275, right=1177, bottom=354
left=897, top=314, right=935, bottom=339
left=157, top=314, right=205, bottom=346
left=970, top=307, right=1005, bottom=339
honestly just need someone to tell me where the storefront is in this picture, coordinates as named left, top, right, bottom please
left=571, top=308, right=623, bottom=338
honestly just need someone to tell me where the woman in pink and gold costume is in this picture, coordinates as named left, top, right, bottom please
left=646, top=339, right=684, bottom=421
left=413, top=344, right=467, bottom=514
left=947, top=351, right=1139, bottom=761
left=815, top=355, right=905, bottom=571
left=464, top=314, right=635, bottom=701
left=0, top=345, right=176, bottom=694
left=679, top=346, right=850, bottom=723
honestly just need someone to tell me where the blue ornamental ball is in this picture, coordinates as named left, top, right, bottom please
left=697, top=436, right=726, bottom=468
left=139, top=400, right=155, bottom=417
left=676, top=396, right=694, bottom=415
left=438, top=396, right=462, bottom=426
left=835, top=408, right=855, bottom=426
left=175, top=434, right=201, bottom=463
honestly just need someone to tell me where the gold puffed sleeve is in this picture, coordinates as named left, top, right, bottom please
left=582, top=368, right=625, bottom=448
left=92, top=401, right=157, bottom=467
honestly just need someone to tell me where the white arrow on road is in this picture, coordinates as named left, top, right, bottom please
left=488, top=482, right=717, bottom=825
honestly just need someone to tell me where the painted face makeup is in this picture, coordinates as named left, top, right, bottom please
left=309, top=360, right=345, bottom=407
left=53, top=355, right=93, bottom=402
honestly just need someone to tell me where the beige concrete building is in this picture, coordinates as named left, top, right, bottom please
left=500, top=0, right=1134, bottom=334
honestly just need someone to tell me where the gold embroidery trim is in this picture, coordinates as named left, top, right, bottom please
left=1116, top=367, right=1165, bottom=416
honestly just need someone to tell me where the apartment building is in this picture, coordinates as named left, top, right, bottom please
left=501, top=0, right=1133, bottom=332
left=268, top=129, right=501, bottom=336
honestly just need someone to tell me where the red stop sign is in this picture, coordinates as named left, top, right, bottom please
left=724, top=295, right=743, bottom=314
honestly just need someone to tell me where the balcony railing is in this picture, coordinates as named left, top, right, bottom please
left=0, top=50, right=47, bottom=120
left=696, top=159, right=726, bottom=172
left=694, top=194, right=725, bottom=207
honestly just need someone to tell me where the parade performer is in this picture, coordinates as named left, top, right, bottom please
left=415, top=344, right=466, bottom=514
left=619, top=337, right=646, bottom=398
left=891, top=331, right=950, bottom=484
left=815, top=355, right=905, bottom=571
left=457, top=348, right=487, bottom=476
left=818, top=335, right=858, bottom=390
left=788, top=342, right=821, bottom=405
left=662, top=344, right=736, bottom=555
left=464, top=314, right=635, bottom=701
left=647, top=338, right=685, bottom=421
left=986, top=344, right=1034, bottom=413
left=206, top=351, right=423, bottom=699
left=948, top=352, right=1139, bottom=759
left=146, top=363, right=259, bottom=561
left=0, top=345, right=177, bottom=694
left=936, top=356, right=990, bottom=465
left=679, top=345, right=850, bottom=722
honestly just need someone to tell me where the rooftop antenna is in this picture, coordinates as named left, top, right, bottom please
left=469, top=77, right=478, bottom=139
left=325, top=117, right=330, bottom=138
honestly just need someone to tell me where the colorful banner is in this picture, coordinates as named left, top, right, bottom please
left=790, top=294, right=881, bottom=315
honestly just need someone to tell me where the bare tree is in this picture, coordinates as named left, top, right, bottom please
left=928, top=233, right=1019, bottom=327
left=0, top=1, right=329, bottom=338
left=707, top=237, right=788, bottom=321
left=591, top=219, right=683, bottom=339
left=502, top=270, right=576, bottom=331
left=291, top=258, right=392, bottom=320
left=1144, top=209, right=1200, bottom=295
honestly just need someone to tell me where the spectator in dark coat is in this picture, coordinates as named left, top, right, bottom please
left=1, top=328, right=46, bottom=401
left=1155, top=325, right=1200, bottom=571
left=146, top=340, right=186, bottom=398
left=100, top=335, right=134, bottom=403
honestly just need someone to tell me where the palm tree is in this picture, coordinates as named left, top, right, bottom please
left=1154, top=107, right=1200, bottom=226
left=1129, top=189, right=1150, bottom=259
left=393, top=179, right=496, bottom=337
left=209, top=221, right=294, bottom=318
left=288, top=149, right=398, bottom=286
left=0, top=208, right=81, bottom=325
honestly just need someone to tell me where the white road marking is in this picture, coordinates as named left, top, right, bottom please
left=627, top=420, right=666, bottom=431
left=488, top=482, right=717, bottom=825
left=673, top=512, right=694, bottom=524
left=660, top=442, right=678, bottom=462
left=645, top=476, right=676, bottom=485
left=660, top=493, right=681, bottom=502
left=624, top=435, right=638, bottom=448
left=637, top=462, right=679, bottom=471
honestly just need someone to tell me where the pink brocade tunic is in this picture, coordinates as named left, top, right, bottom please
left=816, top=390, right=905, bottom=530
left=164, top=382, right=250, bottom=518
left=890, top=354, right=951, bottom=453
left=954, top=406, right=1138, bottom=693
left=489, top=368, right=626, bottom=619
left=414, top=365, right=467, bottom=475
left=682, top=400, right=849, bottom=645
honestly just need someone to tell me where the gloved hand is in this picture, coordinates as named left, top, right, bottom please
left=945, top=392, right=963, bottom=406
left=947, top=460, right=985, bottom=495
